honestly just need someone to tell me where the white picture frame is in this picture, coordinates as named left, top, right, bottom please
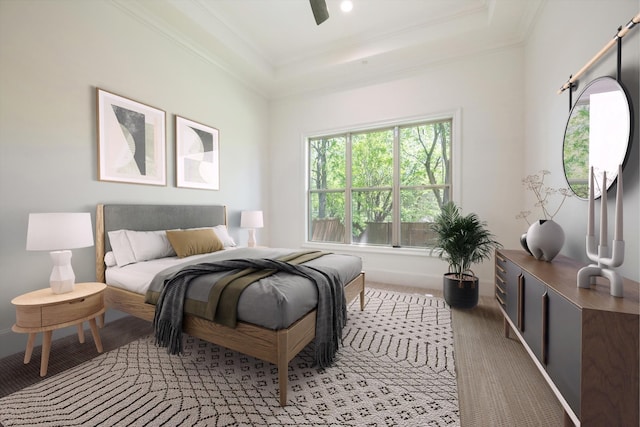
left=97, top=88, right=166, bottom=186
left=175, top=115, right=220, bottom=190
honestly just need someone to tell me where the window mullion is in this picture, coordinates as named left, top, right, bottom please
left=345, top=133, right=352, bottom=244
left=392, top=126, right=400, bottom=247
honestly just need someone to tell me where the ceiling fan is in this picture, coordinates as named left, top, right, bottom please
left=310, top=0, right=329, bottom=25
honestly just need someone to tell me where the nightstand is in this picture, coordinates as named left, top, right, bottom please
left=11, top=282, right=106, bottom=376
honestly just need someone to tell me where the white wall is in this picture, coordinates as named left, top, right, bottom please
left=0, top=1, right=269, bottom=358
left=269, top=0, right=640, bottom=295
left=524, top=0, right=639, bottom=281
left=269, top=47, right=526, bottom=293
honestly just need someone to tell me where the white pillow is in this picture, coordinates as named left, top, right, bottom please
left=212, top=225, right=236, bottom=247
left=107, top=229, right=136, bottom=267
left=104, top=251, right=117, bottom=268
left=107, top=229, right=176, bottom=267
left=126, top=230, right=176, bottom=262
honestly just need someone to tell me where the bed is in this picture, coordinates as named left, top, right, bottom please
left=95, top=204, right=365, bottom=406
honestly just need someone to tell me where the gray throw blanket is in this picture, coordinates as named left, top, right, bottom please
left=153, top=258, right=347, bottom=368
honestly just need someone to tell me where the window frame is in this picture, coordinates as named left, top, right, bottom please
left=304, top=109, right=462, bottom=251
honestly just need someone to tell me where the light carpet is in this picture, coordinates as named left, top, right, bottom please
left=0, top=289, right=458, bottom=426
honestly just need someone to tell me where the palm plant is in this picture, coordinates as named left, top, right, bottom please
left=431, top=202, right=502, bottom=281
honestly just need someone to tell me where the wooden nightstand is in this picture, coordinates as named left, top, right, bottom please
left=11, top=282, right=106, bottom=376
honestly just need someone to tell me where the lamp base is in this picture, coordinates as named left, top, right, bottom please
left=50, top=278, right=75, bottom=294
left=247, top=229, right=257, bottom=248
left=49, top=250, right=75, bottom=294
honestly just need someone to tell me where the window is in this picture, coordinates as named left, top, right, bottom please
left=308, top=116, right=453, bottom=248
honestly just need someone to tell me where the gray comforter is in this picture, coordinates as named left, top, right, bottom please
left=145, top=248, right=362, bottom=329
left=151, top=251, right=352, bottom=367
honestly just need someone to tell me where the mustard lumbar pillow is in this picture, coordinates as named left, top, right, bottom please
left=166, top=228, right=224, bottom=258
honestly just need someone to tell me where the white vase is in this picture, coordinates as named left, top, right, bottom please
left=526, top=219, right=565, bottom=262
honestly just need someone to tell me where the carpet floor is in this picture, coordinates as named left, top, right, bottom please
left=0, top=282, right=564, bottom=426
left=0, top=288, right=459, bottom=426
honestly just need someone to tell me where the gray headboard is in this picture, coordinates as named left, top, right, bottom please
left=96, top=204, right=227, bottom=282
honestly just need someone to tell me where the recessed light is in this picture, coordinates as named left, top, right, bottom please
left=340, top=0, right=353, bottom=13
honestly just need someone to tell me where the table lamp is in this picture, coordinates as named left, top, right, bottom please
left=26, top=212, right=94, bottom=294
left=240, top=210, right=263, bottom=248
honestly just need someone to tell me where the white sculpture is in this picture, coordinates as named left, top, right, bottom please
left=577, top=165, right=625, bottom=297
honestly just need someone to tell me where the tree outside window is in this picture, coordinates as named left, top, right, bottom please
left=308, top=118, right=452, bottom=248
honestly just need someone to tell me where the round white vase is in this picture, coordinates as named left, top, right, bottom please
left=526, top=219, right=565, bottom=262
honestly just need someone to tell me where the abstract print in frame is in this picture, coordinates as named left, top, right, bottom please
left=175, top=116, right=219, bottom=190
left=97, top=88, right=166, bottom=186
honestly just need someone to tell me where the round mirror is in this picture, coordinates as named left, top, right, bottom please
left=562, top=76, right=633, bottom=199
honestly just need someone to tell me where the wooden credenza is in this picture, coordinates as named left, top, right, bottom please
left=494, top=249, right=639, bottom=427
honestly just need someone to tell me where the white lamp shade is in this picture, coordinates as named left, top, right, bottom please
left=241, top=211, right=264, bottom=229
left=26, top=212, right=94, bottom=251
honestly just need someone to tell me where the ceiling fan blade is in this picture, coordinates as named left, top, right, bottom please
left=310, top=0, right=329, bottom=25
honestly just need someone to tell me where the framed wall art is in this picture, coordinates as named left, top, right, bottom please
left=175, top=115, right=220, bottom=190
left=97, top=88, right=166, bottom=186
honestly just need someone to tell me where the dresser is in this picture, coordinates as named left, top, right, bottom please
left=494, top=249, right=639, bottom=427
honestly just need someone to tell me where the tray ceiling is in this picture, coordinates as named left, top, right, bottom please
left=113, top=0, right=542, bottom=98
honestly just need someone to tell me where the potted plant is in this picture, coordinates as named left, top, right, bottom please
left=431, top=202, right=502, bottom=308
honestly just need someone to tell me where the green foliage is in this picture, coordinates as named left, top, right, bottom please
left=351, top=130, right=394, bottom=236
left=352, top=129, right=393, bottom=188
left=308, top=119, right=452, bottom=246
left=309, top=136, right=346, bottom=191
left=431, top=202, right=502, bottom=277
left=563, top=105, right=589, bottom=198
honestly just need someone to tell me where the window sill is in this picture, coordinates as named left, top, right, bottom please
left=301, top=241, right=441, bottom=257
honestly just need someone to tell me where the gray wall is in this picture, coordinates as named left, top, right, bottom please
left=0, top=1, right=269, bottom=358
left=524, top=0, right=639, bottom=280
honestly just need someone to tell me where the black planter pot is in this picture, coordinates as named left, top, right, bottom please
left=443, top=273, right=479, bottom=309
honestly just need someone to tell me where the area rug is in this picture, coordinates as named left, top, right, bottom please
left=0, top=289, right=459, bottom=426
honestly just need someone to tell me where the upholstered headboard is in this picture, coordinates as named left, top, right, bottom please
left=96, top=204, right=227, bottom=283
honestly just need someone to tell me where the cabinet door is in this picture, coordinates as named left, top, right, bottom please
left=503, top=259, right=521, bottom=325
left=545, top=287, right=581, bottom=418
left=521, top=271, right=546, bottom=362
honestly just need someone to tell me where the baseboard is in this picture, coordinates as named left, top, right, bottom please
left=365, top=268, right=495, bottom=296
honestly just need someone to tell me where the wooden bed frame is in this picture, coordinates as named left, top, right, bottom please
left=95, top=204, right=365, bottom=406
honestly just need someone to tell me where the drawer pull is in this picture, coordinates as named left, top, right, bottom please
left=69, top=298, right=86, bottom=304
left=517, top=274, right=524, bottom=332
left=542, top=291, right=549, bottom=365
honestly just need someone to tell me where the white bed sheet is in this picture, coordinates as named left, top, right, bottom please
left=105, top=250, right=236, bottom=295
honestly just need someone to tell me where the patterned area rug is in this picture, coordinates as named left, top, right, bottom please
left=0, top=289, right=459, bottom=426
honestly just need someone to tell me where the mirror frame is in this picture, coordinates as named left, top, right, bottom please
left=562, top=76, right=634, bottom=199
